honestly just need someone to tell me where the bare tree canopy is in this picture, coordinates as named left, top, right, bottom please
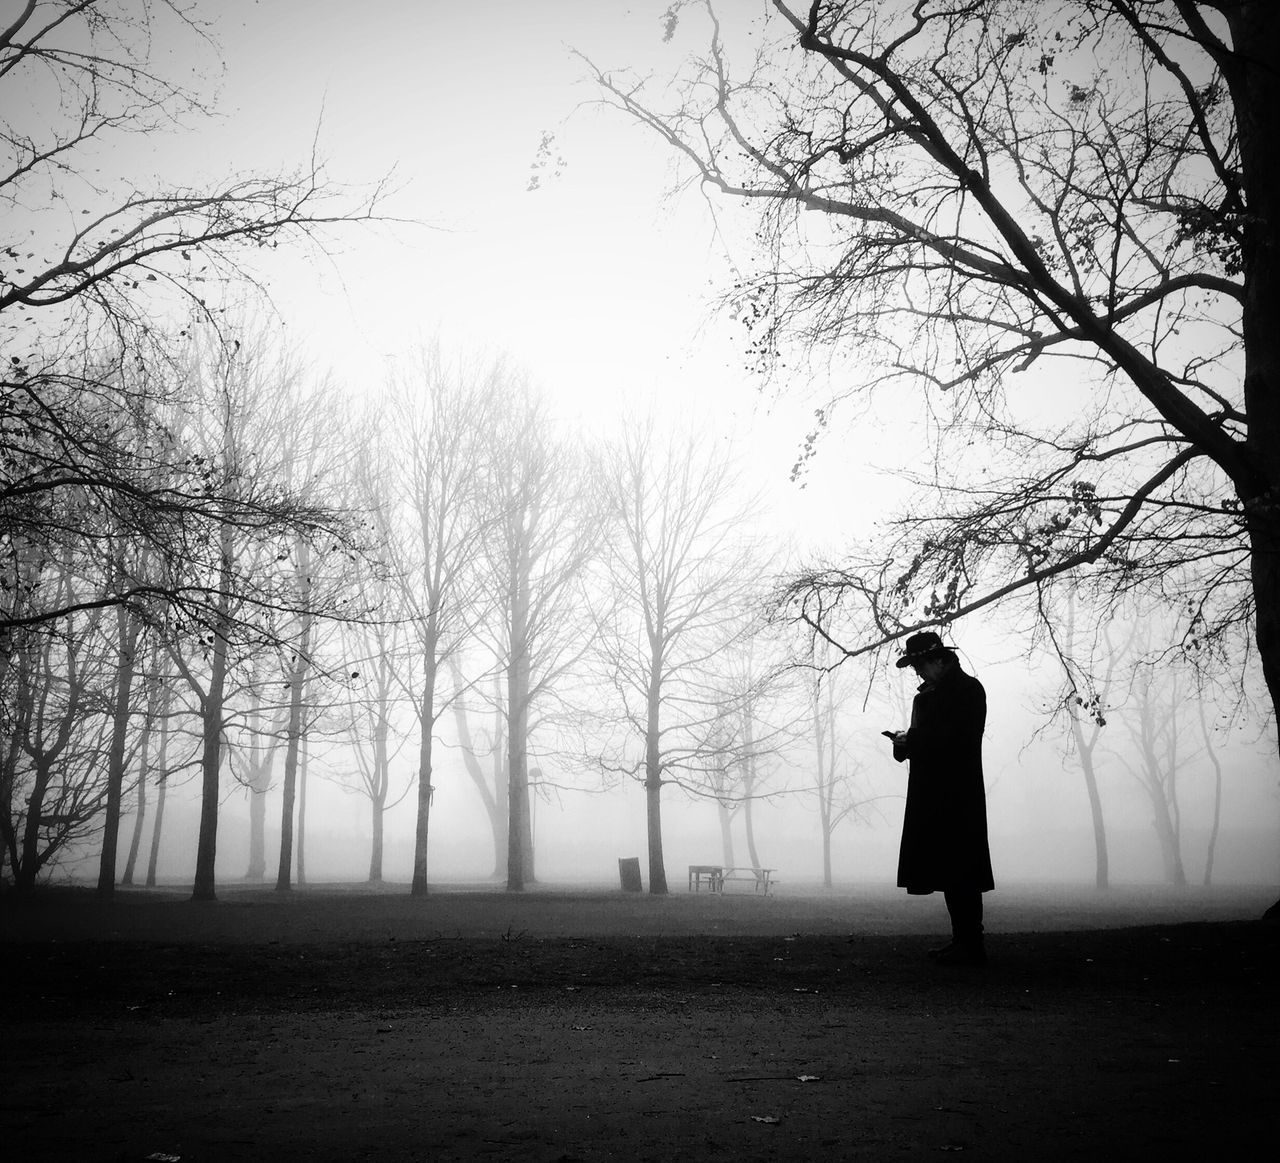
left=1, top=0, right=387, bottom=328
left=588, top=0, right=1276, bottom=713
left=2, top=1, right=388, bottom=636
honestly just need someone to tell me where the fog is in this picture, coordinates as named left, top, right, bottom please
left=53, top=639, right=1280, bottom=893
left=6, top=1, right=1280, bottom=902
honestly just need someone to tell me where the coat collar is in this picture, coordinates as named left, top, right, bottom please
left=916, top=660, right=962, bottom=694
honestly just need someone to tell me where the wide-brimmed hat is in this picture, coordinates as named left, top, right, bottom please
left=894, top=630, right=953, bottom=669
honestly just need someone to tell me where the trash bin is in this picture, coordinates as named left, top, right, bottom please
left=618, top=856, right=643, bottom=892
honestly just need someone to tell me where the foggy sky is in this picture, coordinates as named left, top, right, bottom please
left=37, top=1, right=1280, bottom=892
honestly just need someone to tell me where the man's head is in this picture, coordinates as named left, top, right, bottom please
left=894, top=631, right=956, bottom=676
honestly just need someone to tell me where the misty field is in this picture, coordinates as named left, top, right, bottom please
left=3, top=881, right=1277, bottom=1162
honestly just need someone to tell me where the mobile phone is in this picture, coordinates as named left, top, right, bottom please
left=881, top=730, right=898, bottom=739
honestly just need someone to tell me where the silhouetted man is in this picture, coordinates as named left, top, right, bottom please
left=885, top=631, right=994, bottom=966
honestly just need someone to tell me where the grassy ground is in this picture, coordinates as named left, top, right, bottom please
left=3, top=881, right=1277, bottom=1161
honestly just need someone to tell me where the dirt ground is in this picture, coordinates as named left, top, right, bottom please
left=3, top=881, right=1278, bottom=1162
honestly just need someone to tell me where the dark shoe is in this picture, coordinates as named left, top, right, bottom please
left=926, top=941, right=955, bottom=960
left=934, top=941, right=987, bottom=967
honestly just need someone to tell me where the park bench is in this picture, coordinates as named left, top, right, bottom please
left=687, top=864, right=777, bottom=896
left=687, top=864, right=723, bottom=892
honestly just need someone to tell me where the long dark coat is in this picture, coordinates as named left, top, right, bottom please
left=892, top=662, right=994, bottom=895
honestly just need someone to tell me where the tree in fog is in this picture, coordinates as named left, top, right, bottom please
left=1, top=574, right=115, bottom=890
left=0, top=365, right=156, bottom=895
left=95, top=583, right=145, bottom=897
left=335, top=565, right=415, bottom=884
left=229, top=659, right=287, bottom=882
left=805, top=650, right=880, bottom=890
left=268, top=377, right=357, bottom=892
left=592, top=3, right=1280, bottom=911
left=159, top=331, right=355, bottom=901
left=1045, top=599, right=1235, bottom=886
left=596, top=423, right=763, bottom=895
left=1041, top=592, right=1132, bottom=891
left=1, top=362, right=170, bottom=891
left=371, top=348, right=501, bottom=895
left=2, top=1, right=383, bottom=637
left=450, top=661, right=509, bottom=880
left=482, top=391, right=602, bottom=892
left=1195, top=699, right=1226, bottom=886
left=3, top=0, right=383, bottom=891
left=1110, top=625, right=1205, bottom=886
left=698, top=631, right=799, bottom=873
left=119, top=640, right=166, bottom=886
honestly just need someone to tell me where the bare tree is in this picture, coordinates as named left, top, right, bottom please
left=1197, top=698, right=1225, bottom=886
left=697, top=630, right=800, bottom=874
left=94, top=594, right=143, bottom=897
left=450, top=659, right=509, bottom=880
left=590, top=1, right=1280, bottom=911
left=1, top=565, right=113, bottom=890
left=1117, top=659, right=1191, bottom=885
left=229, top=664, right=286, bottom=882
left=335, top=572, right=415, bottom=884
left=120, top=639, right=164, bottom=886
left=371, top=347, right=500, bottom=895
left=482, top=391, right=602, bottom=892
left=1044, top=591, right=1136, bottom=891
left=595, top=422, right=762, bottom=894
left=144, top=660, right=183, bottom=887
left=1, top=1, right=386, bottom=339
left=806, top=655, right=869, bottom=889
left=268, top=378, right=356, bottom=893
left=158, top=329, right=354, bottom=901
left=2, top=0, right=387, bottom=657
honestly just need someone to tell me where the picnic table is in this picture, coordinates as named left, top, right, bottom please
left=687, top=865, right=777, bottom=895
left=687, top=864, right=723, bottom=892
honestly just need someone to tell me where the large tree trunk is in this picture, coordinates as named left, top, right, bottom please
left=1070, top=719, right=1110, bottom=891
left=145, top=688, right=172, bottom=888
left=96, top=607, right=140, bottom=899
left=191, top=611, right=231, bottom=898
left=120, top=756, right=146, bottom=887
left=741, top=738, right=762, bottom=871
left=243, top=689, right=279, bottom=882
left=644, top=660, right=668, bottom=895
left=1222, top=4, right=1280, bottom=918
left=0, top=716, right=19, bottom=886
left=368, top=702, right=388, bottom=883
left=1148, top=787, right=1188, bottom=887
left=246, top=787, right=267, bottom=881
left=191, top=631, right=228, bottom=902
left=145, top=776, right=167, bottom=888
left=192, top=519, right=234, bottom=903
left=506, top=558, right=533, bottom=893
left=717, top=797, right=736, bottom=867
left=16, top=760, right=52, bottom=893
left=506, top=652, right=530, bottom=892
left=523, top=767, right=536, bottom=884
left=120, top=696, right=153, bottom=887
left=242, top=684, right=272, bottom=881
left=296, top=736, right=309, bottom=886
left=275, top=541, right=312, bottom=892
left=275, top=728, right=297, bottom=892
left=450, top=665, right=508, bottom=880
left=410, top=648, right=437, bottom=897
left=814, top=681, right=834, bottom=888
left=369, top=791, right=385, bottom=883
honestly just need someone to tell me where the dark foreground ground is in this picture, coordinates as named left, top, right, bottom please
left=2, top=882, right=1278, bottom=1162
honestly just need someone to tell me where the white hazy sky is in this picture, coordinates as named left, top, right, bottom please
left=29, top=0, right=1280, bottom=888
left=119, top=0, right=900, bottom=549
